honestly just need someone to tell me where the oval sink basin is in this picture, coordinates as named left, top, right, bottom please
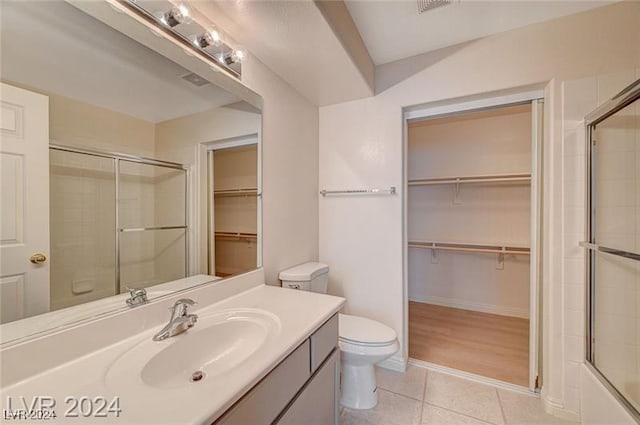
left=106, top=309, right=280, bottom=390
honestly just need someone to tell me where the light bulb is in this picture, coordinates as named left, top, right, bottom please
left=162, top=4, right=190, bottom=27
left=194, top=28, right=223, bottom=49
left=231, top=48, right=246, bottom=63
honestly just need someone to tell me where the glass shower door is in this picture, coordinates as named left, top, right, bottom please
left=118, top=160, right=187, bottom=291
left=586, top=79, right=640, bottom=419
left=49, top=149, right=116, bottom=310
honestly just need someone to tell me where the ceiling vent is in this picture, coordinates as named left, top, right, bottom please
left=181, top=72, right=210, bottom=87
left=417, top=0, right=453, bottom=14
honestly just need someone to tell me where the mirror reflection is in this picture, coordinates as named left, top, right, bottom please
left=0, top=0, right=261, bottom=340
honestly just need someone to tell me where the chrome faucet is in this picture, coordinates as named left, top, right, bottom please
left=153, top=299, right=198, bottom=341
left=126, top=287, right=148, bottom=307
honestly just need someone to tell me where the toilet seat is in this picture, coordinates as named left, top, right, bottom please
left=338, top=313, right=397, bottom=347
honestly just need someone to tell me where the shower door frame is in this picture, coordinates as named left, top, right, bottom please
left=49, top=143, right=189, bottom=294
left=583, top=78, right=640, bottom=422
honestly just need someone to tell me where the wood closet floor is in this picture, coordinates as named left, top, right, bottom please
left=409, top=301, right=529, bottom=387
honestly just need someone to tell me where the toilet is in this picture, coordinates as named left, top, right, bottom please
left=279, top=262, right=399, bottom=410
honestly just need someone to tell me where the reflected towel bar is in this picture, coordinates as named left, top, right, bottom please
left=320, top=187, right=396, bottom=196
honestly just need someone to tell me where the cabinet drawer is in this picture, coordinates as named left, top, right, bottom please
left=276, top=349, right=339, bottom=425
left=310, top=314, right=338, bottom=373
left=214, top=340, right=311, bottom=425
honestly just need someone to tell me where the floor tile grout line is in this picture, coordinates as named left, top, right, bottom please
left=375, top=367, right=429, bottom=403
left=423, top=401, right=496, bottom=425
left=496, top=388, right=508, bottom=425
left=419, top=369, right=429, bottom=424
left=376, top=386, right=424, bottom=403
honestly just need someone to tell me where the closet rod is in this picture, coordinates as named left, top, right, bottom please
left=214, top=188, right=260, bottom=197
left=408, top=240, right=530, bottom=255
left=215, top=231, right=257, bottom=240
left=408, top=173, right=531, bottom=186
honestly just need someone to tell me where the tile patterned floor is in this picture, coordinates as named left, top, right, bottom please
left=340, top=365, right=580, bottom=425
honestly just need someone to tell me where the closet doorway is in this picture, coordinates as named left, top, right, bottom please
left=404, top=96, right=542, bottom=390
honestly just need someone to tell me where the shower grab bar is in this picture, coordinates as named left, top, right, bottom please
left=579, top=241, right=640, bottom=262
left=120, top=225, right=187, bottom=232
left=320, top=187, right=396, bottom=196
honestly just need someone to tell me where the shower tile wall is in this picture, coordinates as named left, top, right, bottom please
left=50, top=154, right=187, bottom=310
left=49, top=151, right=115, bottom=310
left=562, top=68, right=640, bottom=414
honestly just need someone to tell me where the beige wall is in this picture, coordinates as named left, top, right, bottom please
left=155, top=74, right=319, bottom=286
left=408, top=106, right=532, bottom=318
left=49, top=91, right=155, bottom=156
left=155, top=103, right=261, bottom=278
left=319, top=2, right=640, bottom=420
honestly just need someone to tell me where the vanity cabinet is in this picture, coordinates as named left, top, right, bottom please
left=214, top=314, right=339, bottom=425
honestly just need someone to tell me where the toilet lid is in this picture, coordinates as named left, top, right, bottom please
left=338, top=313, right=397, bottom=346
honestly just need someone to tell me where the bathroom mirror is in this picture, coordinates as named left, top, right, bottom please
left=0, top=0, right=262, bottom=344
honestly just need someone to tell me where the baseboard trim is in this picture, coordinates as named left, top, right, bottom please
left=541, top=394, right=581, bottom=422
left=411, top=295, right=529, bottom=319
left=377, top=354, right=407, bottom=372
left=409, top=358, right=534, bottom=395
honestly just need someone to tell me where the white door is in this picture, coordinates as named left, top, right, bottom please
left=0, top=82, right=50, bottom=323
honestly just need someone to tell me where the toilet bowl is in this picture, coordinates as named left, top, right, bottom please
left=279, top=262, right=399, bottom=410
left=338, top=313, right=399, bottom=409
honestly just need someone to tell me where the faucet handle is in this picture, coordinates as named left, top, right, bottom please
left=125, top=287, right=148, bottom=307
left=127, top=287, right=147, bottom=297
left=170, top=298, right=196, bottom=317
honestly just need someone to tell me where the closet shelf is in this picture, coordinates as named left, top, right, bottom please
left=408, top=240, right=530, bottom=255
left=214, top=188, right=260, bottom=197
left=215, top=231, right=257, bottom=240
left=408, top=173, right=531, bottom=187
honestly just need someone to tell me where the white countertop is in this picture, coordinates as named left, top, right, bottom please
left=0, top=284, right=345, bottom=424
left=0, top=275, right=223, bottom=345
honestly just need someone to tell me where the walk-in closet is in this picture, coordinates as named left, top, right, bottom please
left=407, top=101, right=540, bottom=387
left=207, top=144, right=258, bottom=277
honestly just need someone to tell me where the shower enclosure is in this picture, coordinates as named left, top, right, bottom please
left=584, top=78, right=640, bottom=420
left=49, top=145, right=187, bottom=311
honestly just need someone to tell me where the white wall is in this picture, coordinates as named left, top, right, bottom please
left=319, top=2, right=640, bottom=420
left=242, top=56, right=320, bottom=285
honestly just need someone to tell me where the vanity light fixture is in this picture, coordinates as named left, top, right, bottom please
left=122, top=0, right=244, bottom=78
left=161, top=4, right=190, bottom=28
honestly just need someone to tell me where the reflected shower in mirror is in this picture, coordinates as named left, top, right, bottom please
left=0, top=0, right=262, bottom=343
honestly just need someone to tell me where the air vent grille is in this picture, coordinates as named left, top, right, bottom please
left=418, top=0, right=452, bottom=14
left=181, top=72, right=210, bottom=87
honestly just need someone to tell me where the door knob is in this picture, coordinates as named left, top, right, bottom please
left=30, top=253, right=47, bottom=264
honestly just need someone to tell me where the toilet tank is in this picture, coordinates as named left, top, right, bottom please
left=279, top=262, right=329, bottom=294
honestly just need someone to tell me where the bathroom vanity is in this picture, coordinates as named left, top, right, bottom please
left=0, top=270, right=345, bottom=424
